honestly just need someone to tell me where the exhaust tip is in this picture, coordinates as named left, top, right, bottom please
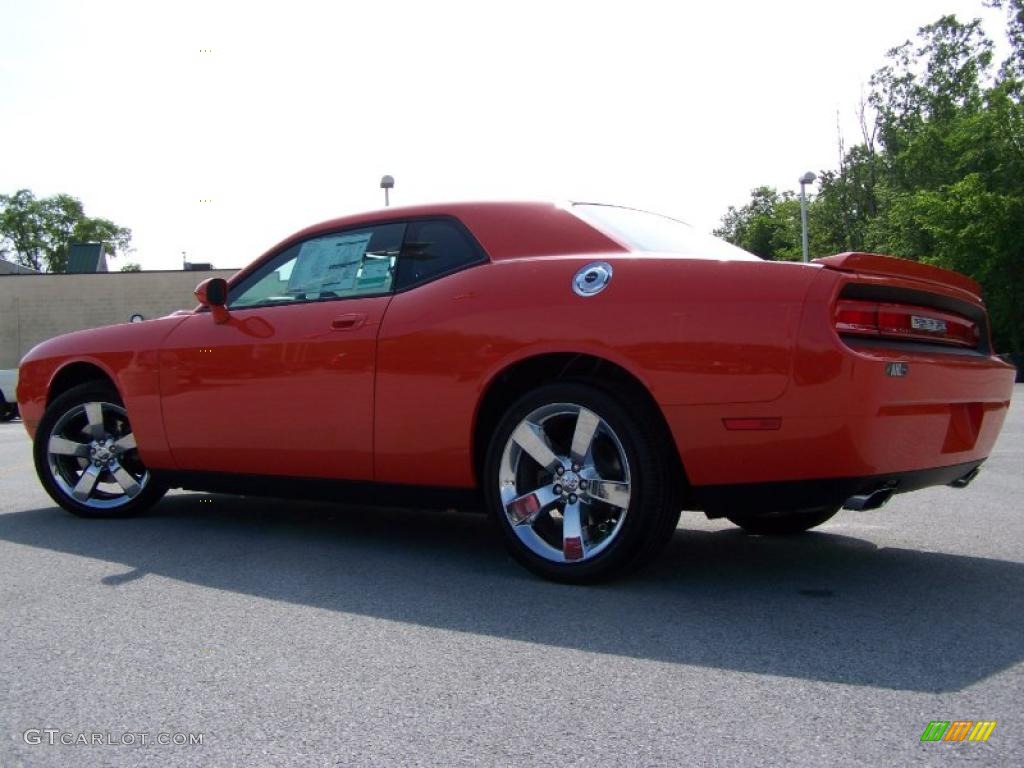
left=948, top=467, right=981, bottom=489
left=843, top=487, right=895, bottom=511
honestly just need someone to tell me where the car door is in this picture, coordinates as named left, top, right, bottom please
left=158, top=222, right=405, bottom=480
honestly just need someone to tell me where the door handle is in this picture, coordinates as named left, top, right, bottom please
left=331, top=313, right=367, bottom=331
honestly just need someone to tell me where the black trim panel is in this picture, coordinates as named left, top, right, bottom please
left=841, top=337, right=992, bottom=359
left=154, top=470, right=483, bottom=512
left=690, top=460, right=985, bottom=518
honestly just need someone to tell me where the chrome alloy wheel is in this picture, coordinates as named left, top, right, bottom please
left=45, top=400, right=149, bottom=510
left=499, top=402, right=632, bottom=564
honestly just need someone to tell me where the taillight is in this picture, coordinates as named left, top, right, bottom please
left=835, top=299, right=979, bottom=348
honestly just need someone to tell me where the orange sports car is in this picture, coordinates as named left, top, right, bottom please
left=17, top=202, right=1016, bottom=582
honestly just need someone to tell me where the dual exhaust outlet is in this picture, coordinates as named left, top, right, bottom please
left=842, top=466, right=981, bottom=511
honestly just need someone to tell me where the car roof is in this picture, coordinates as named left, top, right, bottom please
left=271, top=201, right=629, bottom=261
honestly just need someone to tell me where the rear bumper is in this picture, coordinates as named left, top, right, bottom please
left=692, top=459, right=984, bottom=518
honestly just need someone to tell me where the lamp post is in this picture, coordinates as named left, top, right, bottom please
left=798, top=171, right=816, bottom=263
left=380, top=175, right=395, bottom=207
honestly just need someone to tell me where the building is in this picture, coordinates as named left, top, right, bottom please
left=0, top=268, right=237, bottom=369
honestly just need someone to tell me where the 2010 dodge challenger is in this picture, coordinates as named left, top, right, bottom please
left=17, top=202, right=1016, bottom=582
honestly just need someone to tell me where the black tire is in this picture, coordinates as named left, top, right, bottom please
left=726, top=506, right=839, bottom=535
left=484, top=381, right=678, bottom=583
left=33, top=382, right=167, bottom=518
left=0, top=402, right=16, bottom=422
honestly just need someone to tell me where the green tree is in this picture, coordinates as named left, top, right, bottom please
left=0, top=189, right=46, bottom=270
left=713, top=186, right=803, bottom=260
left=987, top=0, right=1024, bottom=80
left=0, top=189, right=133, bottom=272
left=810, top=143, right=882, bottom=254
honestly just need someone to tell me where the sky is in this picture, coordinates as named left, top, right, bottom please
left=0, top=0, right=1011, bottom=271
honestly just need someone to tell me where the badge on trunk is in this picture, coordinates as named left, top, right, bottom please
left=885, top=362, right=909, bottom=377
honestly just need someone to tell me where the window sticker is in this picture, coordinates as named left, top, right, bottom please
left=356, top=255, right=393, bottom=288
left=288, top=232, right=372, bottom=296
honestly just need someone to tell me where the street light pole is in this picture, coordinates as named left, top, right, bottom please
left=798, top=171, right=816, bottom=263
left=380, top=175, right=395, bottom=207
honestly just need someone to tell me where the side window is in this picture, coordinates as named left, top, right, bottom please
left=229, top=223, right=405, bottom=308
left=395, top=219, right=486, bottom=290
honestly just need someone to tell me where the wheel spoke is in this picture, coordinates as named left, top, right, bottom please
left=71, top=464, right=101, bottom=502
left=511, top=421, right=562, bottom=471
left=113, top=433, right=137, bottom=451
left=588, top=479, right=631, bottom=510
left=111, top=465, right=142, bottom=498
left=570, top=407, right=600, bottom=464
left=83, top=402, right=106, bottom=439
left=506, top=484, right=560, bottom=526
left=49, top=436, right=91, bottom=458
left=562, top=500, right=586, bottom=561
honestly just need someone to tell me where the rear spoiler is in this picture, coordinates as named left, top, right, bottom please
left=814, top=252, right=981, bottom=301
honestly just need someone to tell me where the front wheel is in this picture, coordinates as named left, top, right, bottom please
left=726, top=506, right=839, bottom=535
left=33, top=382, right=167, bottom=518
left=484, top=382, right=679, bottom=583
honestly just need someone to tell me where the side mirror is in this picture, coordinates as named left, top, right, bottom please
left=194, top=277, right=230, bottom=324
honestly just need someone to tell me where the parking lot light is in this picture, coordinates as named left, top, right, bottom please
left=799, top=171, right=816, bottom=263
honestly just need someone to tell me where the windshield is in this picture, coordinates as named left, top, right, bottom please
left=572, top=203, right=760, bottom=261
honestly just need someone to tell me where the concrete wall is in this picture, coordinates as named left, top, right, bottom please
left=0, top=259, right=39, bottom=275
left=0, top=270, right=237, bottom=368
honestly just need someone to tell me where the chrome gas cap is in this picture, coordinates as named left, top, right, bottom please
left=573, top=262, right=613, bottom=297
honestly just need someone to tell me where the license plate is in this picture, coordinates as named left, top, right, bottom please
left=911, top=315, right=947, bottom=333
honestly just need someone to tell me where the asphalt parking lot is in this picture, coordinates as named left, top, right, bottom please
left=1, top=386, right=1022, bottom=767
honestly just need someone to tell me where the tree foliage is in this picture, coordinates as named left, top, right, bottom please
left=717, top=1, right=1024, bottom=358
left=0, top=190, right=132, bottom=272
left=713, top=187, right=803, bottom=261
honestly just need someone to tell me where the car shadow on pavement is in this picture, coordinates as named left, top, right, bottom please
left=0, top=493, right=1020, bottom=694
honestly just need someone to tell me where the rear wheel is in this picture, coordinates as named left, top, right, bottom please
left=726, top=506, right=839, bottom=535
left=484, top=382, right=679, bottom=583
left=33, top=382, right=166, bottom=518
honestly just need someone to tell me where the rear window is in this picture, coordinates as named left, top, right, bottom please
left=572, top=203, right=760, bottom=261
